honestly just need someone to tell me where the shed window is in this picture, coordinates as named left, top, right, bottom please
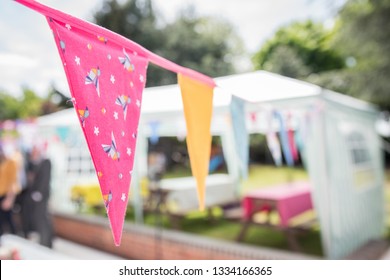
left=344, top=129, right=374, bottom=190
left=347, top=132, right=370, bottom=165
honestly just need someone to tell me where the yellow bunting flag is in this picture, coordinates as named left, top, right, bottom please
left=178, top=74, right=214, bottom=211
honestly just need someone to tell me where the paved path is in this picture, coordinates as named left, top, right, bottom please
left=53, top=238, right=124, bottom=259
left=1, top=234, right=123, bottom=260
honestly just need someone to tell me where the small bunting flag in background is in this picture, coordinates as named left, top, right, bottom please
left=230, top=96, right=249, bottom=179
left=274, top=110, right=294, bottom=166
left=265, top=108, right=282, bottom=167
left=287, top=112, right=299, bottom=162
left=148, top=121, right=160, bottom=145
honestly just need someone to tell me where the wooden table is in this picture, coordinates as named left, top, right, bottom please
left=237, top=181, right=314, bottom=250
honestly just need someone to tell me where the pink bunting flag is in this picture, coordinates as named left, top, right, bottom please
left=265, top=108, right=282, bottom=167
left=287, top=112, right=299, bottom=162
left=16, top=0, right=149, bottom=246
left=49, top=19, right=148, bottom=247
left=15, top=0, right=217, bottom=246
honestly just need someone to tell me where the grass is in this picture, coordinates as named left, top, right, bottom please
left=240, top=165, right=309, bottom=193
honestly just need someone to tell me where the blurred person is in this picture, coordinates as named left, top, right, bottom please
left=12, top=147, right=29, bottom=236
left=147, top=151, right=166, bottom=184
left=23, top=144, right=53, bottom=248
left=0, top=145, right=18, bottom=236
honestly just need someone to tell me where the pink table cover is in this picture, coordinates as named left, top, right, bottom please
left=243, top=181, right=313, bottom=227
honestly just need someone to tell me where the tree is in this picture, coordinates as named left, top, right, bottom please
left=93, top=0, right=160, bottom=49
left=252, top=20, right=345, bottom=79
left=158, top=12, right=241, bottom=84
left=0, top=91, right=20, bottom=120
left=93, top=0, right=242, bottom=86
left=328, top=0, right=390, bottom=109
left=0, top=88, right=43, bottom=120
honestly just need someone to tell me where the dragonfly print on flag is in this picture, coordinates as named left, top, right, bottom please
left=85, top=67, right=101, bottom=97
left=115, top=95, right=131, bottom=120
left=103, top=190, right=113, bottom=211
left=118, top=48, right=135, bottom=72
left=102, top=132, right=120, bottom=161
left=78, top=106, right=89, bottom=127
left=97, top=35, right=108, bottom=44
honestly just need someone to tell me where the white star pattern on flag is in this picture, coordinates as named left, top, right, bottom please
left=43, top=11, right=151, bottom=246
left=136, top=99, right=141, bottom=107
left=139, top=74, right=144, bottom=83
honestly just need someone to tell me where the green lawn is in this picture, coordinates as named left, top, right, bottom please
left=240, top=165, right=309, bottom=193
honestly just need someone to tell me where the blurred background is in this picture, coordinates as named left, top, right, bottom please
left=0, top=0, right=390, bottom=260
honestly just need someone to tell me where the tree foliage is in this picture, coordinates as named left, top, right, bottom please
left=93, top=0, right=241, bottom=86
left=150, top=12, right=240, bottom=85
left=0, top=86, right=71, bottom=121
left=0, top=88, right=43, bottom=120
left=328, top=0, right=390, bottom=109
left=252, top=20, right=345, bottom=79
left=253, top=0, right=390, bottom=110
left=94, top=0, right=162, bottom=52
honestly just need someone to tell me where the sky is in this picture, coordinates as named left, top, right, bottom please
left=0, top=0, right=345, bottom=97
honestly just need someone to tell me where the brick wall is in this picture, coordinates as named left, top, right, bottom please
left=53, top=212, right=318, bottom=260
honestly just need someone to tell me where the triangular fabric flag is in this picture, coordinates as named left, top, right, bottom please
left=16, top=0, right=148, bottom=246
left=287, top=112, right=299, bottom=162
left=294, top=124, right=307, bottom=169
left=230, top=96, right=249, bottom=178
left=55, top=126, right=70, bottom=142
left=265, top=108, right=282, bottom=166
left=274, top=111, right=294, bottom=166
left=47, top=17, right=149, bottom=246
left=178, top=74, right=214, bottom=211
left=15, top=0, right=217, bottom=245
left=250, top=112, right=257, bottom=124
left=148, top=121, right=160, bottom=145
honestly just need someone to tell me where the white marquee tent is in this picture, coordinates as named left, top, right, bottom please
left=36, top=71, right=386, bottom=259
